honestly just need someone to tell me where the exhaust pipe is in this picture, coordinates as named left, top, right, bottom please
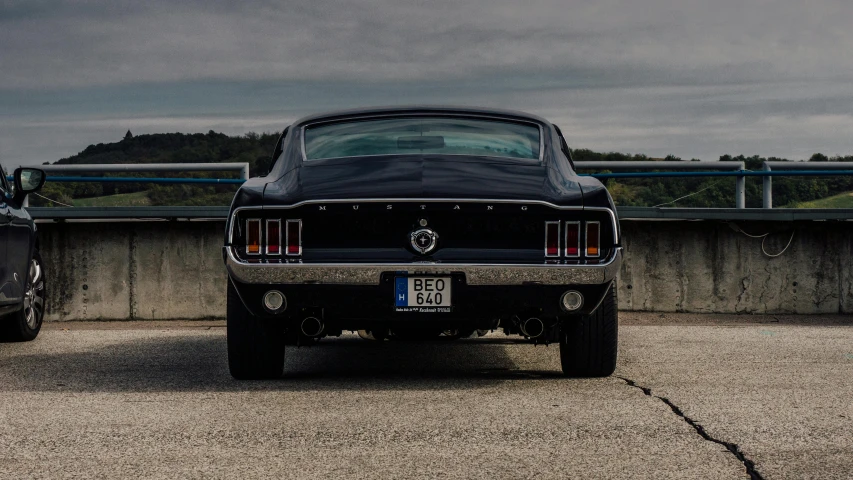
left=300, top=317, right=324, bottom=337
left=519, top=317, right=545, bottom=339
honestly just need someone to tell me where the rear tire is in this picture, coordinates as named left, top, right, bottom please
left=0, top=250, right=46, bottom=343
left=227, top=280, right=285, bottom=380
left=559, top=282, right=618, bottom=377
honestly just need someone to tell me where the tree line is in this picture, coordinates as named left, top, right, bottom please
left=573, top=150, right=853, bottom=208
left=29, top=131, right=853, bottom=208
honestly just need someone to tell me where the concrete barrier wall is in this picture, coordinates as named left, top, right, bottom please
left=41, top=222, right=226, bottom=321
left=617, top=220, right=852, bottom=314
left=38, top=219, right=853, bottom=321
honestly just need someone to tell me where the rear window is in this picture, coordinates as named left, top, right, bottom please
left=303, top=117, right=541, bottom=161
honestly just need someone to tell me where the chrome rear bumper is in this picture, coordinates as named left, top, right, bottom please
left=224, top=247, right=621, bottom=286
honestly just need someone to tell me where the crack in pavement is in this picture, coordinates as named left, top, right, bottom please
left=617, top=376, right=765, bottom=480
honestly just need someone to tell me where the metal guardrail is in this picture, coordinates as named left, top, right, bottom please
left=14, top=160, right=853, bottom=210
left=43, top=176, right=246, bottom=184
left=19, top=163, right=249, bottom=207
left=39, top=163, right=250, bottom=176
left=576, top=160, right=853, bottom=209
left=760, top=161, right=853, bottom=208
left=616, top=207, right=853, bottom=221
left=27, top=206, right=853, bottom=221
left=574, top=160, right=746, bottom=208
left=29, top=206, right=231, bottom=219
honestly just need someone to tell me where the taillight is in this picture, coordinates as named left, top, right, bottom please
left=586, top=221, right=600, bottom=257
left=266, top=219, right=281, bottom=255
left=565, top=221, right=580, bottom=257
left=247, top=219, right=261, bottom=255
left=286, top=219, right=302, bottom=256
left=545, top=221, right=559, bottom=257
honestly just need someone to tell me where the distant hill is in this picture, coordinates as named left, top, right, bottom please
left=56, top=130, right=279, bottom=171
left=30, top=131, right=853, bottom=208
left=35, top=131, right=279, bottom=207
left=791, top=191, right=853, bottom=208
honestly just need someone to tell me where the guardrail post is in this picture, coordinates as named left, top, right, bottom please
left=735, top=163, right=746, bottom=209
left=762, top=162, right=772, bottom=209
left=240, top=163, right=250, bottom=181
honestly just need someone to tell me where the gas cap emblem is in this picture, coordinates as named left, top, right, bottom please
left=410, top=228, right=438, bottom=255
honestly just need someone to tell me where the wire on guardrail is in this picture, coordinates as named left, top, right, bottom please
left=728, top=223, right=796, bottom=258
left=31, top=191, right=74, bottom=207
left=761, top=232, right=796, bottom=258
left=652, top=182, right=720, bottom=207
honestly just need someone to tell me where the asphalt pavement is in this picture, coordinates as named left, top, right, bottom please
left=1, top=314, right=851, bottom=479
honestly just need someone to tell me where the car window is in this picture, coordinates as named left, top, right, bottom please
left=304, top=117, right=541, bottom=161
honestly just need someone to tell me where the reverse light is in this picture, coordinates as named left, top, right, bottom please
left=247, top=219, right=261, bottom=255
left=565, top=221, right=580, bottom=257
left=263, top=290, right=286, bottom=312
left=561, top=291, right=584, bottom=311
left=586, top=221, right=600, bottom=258
left=545, top=221, right=560, bottom=257
left=266, top=219, right=281, bottom=255
left=286, top=219, right=302, bottom=256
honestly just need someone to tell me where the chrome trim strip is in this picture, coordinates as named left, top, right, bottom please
left=265, top=219, right=281, bottom=256
left=247, top=218, right=261, bottom=256
left=544, top=221, right=560, bottom=258
left=285, top=219, right=302, bottom=256
left=224, top=247, right=622, bottom=286
left=584, top=206, right=620, bottom=245
left=564, top=221, right=580, bottom=257
left=586, top=221, right=601, bottom=258
left=237, top=198, right=584, bottom=211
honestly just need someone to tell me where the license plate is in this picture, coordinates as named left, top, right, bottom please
left=394, top=277, right=452, bottom=312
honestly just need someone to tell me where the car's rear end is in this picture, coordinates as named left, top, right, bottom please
left=223, top=107, right=621, bottom=379
left=226, top=199, right=619, bottom=324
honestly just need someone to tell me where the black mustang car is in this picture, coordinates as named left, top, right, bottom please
left=0, top=164, right=47, bottom=342
left=223, top=106, right=621, bottom=379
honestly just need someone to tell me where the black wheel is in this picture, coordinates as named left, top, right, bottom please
left=226, top=280, right=285, bottom=379
left=1, top=250, right=46, bottom=342
left=559, top=282, right=618, bottom=377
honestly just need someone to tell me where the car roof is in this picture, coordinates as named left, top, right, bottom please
left=291, top=105, right=551, bottom=128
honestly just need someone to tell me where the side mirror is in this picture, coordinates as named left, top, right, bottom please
left=13, top=167, right=46, bottom=202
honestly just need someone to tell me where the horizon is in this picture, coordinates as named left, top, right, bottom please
left=44, top=128, right=841, bottom=165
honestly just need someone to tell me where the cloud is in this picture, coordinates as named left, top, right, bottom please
left=1, top=0, right=852, bottom=164
left=4, top=0, right=853, bottom=89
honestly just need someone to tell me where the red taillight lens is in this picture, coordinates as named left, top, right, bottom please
left=545, top=221, right=559, bottom=257
left=286, top=219, right=302, bottom=256
left=247, top=219, right=261, bottom=255
left=565, top=221, right=580, bottom=257
left=586, top=221, right=600, bottom=257
left=266, top=220, right=281, bottom=255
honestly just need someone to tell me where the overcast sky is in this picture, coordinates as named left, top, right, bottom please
left=2, top=0, right=852, bottom=166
